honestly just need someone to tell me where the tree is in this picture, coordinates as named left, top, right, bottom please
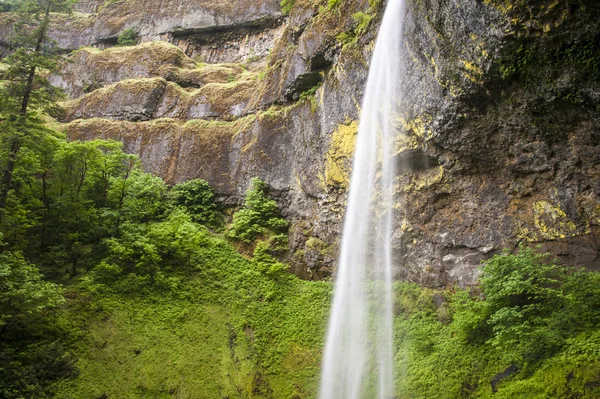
left=170, top=179, right=223, bottom=229
left=228, top=178, right=287, bottom=243
left=0, top=0, right=23, bottom=12
left=0, top=249, right=65, bottom=336
left=119, top=169, right=167, bottom=223
left=0, top=0, right=74, bottom=220
left=117, top=27, right=138, bottom=46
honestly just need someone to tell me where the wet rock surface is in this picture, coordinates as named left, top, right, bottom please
left=24, top=0, right=600, bottom=285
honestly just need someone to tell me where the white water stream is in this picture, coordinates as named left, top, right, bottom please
left=319, top=0, right=405, bottom=397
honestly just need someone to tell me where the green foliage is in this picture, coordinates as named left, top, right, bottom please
left=327, top=0, right=341, bottom=10
left=352, top=11, right=373, bottom=36
left=116, top=27, right=138, bottom=46
left=0, top=0, right=74, bottom=225
left=120, top=169, right=167, bottom=222
left=336, top=10, right=374, bottom=45
left=299, top=82, right=322, bottom=100
left=170, top=178, right=223, bottom=229
left=0, top=340, right=78, bottom=399
left=0, top=0, right=21, bottom=12
left=0, top=236, right=75, bottom=399
left=0, top=0, right=75, bottom=116
left=396, top=248, right=600, bottom=398
left=57, top=208, right=328, bottom=398
left=280, top=0, right=294, bottom=16
left=228, top=178, right=288, bottom=244
left=0, top=250, right=64, bottom=331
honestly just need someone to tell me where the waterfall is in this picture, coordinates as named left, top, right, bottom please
left=319, top=0, right=405, bottom=398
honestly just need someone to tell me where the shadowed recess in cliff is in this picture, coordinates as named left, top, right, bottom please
left=319, top=0, right=406, bottom=398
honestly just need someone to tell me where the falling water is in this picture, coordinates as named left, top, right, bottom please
left=319, top=0, right=405, bottom=398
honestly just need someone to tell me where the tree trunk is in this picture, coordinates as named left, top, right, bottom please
left=0, top=321, right=9, bottom=337
left=0, top=139, right=22, bottom=213
left=0, top=1, right=53, bottom=221
left=20, top=2, right=52, bottom=116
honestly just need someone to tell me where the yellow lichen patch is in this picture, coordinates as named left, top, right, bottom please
left=404, top=165, right=444, bottom=192
left=460, top=60, right=484, bottom=84
left=393, top=133, right=420, bottom=156
left=396, top=114, right=432, bottom=138
left=483, top=0, right=513, bottom=15
left=532, top=200, right=579, bottom=240
left=400, top=219, right=413, bottom=232
left=324, top=120, right=359, bottom=188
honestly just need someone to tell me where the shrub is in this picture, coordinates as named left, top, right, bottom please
left=396, top=248, right=600, bottom=397
left=280, top=0, right=294, bottom=15
left=0, top=251, right=65, bottom=333
left=119, top=170, right=167, bottom=223
left=170, top=179, right=223, bottom=229
left=327, top=0, right=341, bottom=10
left=117, top=28, right=138, bottom=46
left=228, top=178, right=287, bottom=244
left=0, top=0, right=21, bottom=12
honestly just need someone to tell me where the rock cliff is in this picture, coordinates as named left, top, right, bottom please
left=4, top=0, right=598, bottom=286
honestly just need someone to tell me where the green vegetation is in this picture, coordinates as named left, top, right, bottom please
left=0, top=127, right=330, bottom=396
left=299, top=81, right=322, bottom=101
left=395, top=247, right=600, bottom=398
left=0, top=0, right=22, bottom=12
left=0, top=0, right=73, bottom=214
left=117, top=27, right=139, bottom=46
left=336, top=10, right=375, bottom=45
left=0, top=3, right=599, bottom=394
left=228, top=178, right=288, bottom=244
left=170, top=179, right=224, bottom=229
left=59, top=209, right=330, bottom=398
left=280, top=0, right=294, bottom=16
left=0, top=113, right=599, bottom=398
left=326, top=0, right=340, bottom=10
left=0, top=14, right=326, bottom=393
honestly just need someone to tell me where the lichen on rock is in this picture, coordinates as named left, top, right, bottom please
left=323, top=120, right=358, bottom=189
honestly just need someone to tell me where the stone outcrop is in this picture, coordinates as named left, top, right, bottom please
left=388, top=0, right=600, bottom=286
left=0, top=0, right=283, bottom=62
left=8, top=0, right=599, bottom=285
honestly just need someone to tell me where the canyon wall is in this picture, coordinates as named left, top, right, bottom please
left=4, top=0, right=598, bottom=286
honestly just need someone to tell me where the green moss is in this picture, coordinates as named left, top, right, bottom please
left=305, top=236, right=332, bottom=257
left=497, top=4, right=600, bottom=97
left=336, top=9, right=376, bottom=46
left=55, top=222, right=331, bottom=398
left=280, top=0, right=295, bottom=15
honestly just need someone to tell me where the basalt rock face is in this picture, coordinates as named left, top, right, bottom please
left=0, top=0, right=283, bottom=62
left=13, top=0, right=599, bottom=285
left=389, top=0, right=600, bottom=286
